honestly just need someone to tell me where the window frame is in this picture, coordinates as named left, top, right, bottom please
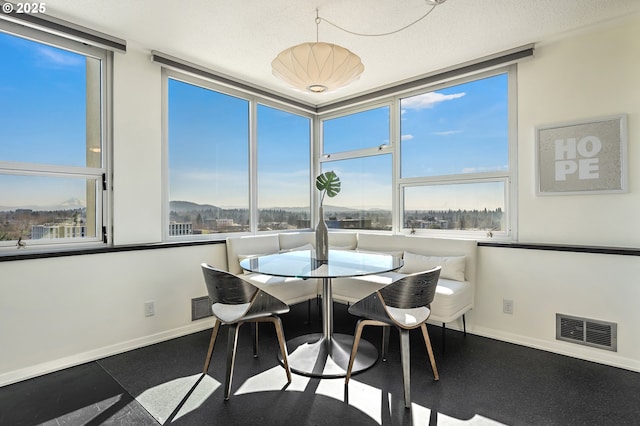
left=0, top=22, right=112, bottom=254
left=316, top=66, right=517, bottom=240
left=162, top=68, right=315, bottom=241
left=317, top=101, right=395, bottom=233
left=394, top=67, right=517, bottom=240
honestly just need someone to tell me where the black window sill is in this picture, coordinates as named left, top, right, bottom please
left=0, top=240, right=225, bottom=262
left=478, top=241, right=640, bottom=257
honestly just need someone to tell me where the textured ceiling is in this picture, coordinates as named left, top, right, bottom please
left=40, top=0, right=640, bottom=106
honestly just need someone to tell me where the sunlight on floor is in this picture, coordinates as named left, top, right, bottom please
left=235, top=365, right=310, bottom=395
left=429, top=413, right=507, bottom=425
left=63, top=394, right=123, bottom=424
left=172, top=375, right=220, bottom=422
left=137, top=373, right=219, bottom=423
left=317, top=377, right=382, bottom=424
left=135, top=369, right=507, bottom=425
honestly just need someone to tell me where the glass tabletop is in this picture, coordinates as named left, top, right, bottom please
left=240, top=249, right=403, bottom=279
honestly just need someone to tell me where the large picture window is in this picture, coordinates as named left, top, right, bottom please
left=399, top=71, right=512, bottom=237
left=165, top=72, right=312, bottom=238
left=0, top=29, right=109, bottom=252
left=319, top=105, right=392, bottom=231
left=167, top=77, right=250, bottom=236
left=319, top=70, right=514, bottom=238
left=257, top=104, right=311, bottom=231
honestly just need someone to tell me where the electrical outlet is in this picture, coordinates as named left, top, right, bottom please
left=144, top=301, right=155, bottom=317
left=503, top=299, right=514, bottom=314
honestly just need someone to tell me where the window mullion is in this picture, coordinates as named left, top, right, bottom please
left=249, top=99, right=258, bottom=233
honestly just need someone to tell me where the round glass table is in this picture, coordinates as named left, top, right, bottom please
left=240, top=249, right=403, bottom=378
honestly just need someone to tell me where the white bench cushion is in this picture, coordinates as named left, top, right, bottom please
left=241, top=273, right=319, bottom=306
left=332, top=271, right=405, bottom=305
left=429, top=278, right=473, bottom=323
left=226, top=234, right=280, bottom=275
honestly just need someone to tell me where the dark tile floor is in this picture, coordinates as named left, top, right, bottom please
left=1, top=302, right=639, bottom=425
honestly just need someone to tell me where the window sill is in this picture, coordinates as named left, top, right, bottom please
left=0, top=240, right=225, bottom=262
left=478, top=241, right=640, bottom=257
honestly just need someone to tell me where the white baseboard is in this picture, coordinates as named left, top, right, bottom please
left=3, top=319, right=638, bottom=388
left=468, top=324, right=640, bottom=373
left=0, top=321, right=213, bottom=388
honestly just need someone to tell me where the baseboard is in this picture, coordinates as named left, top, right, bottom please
left=0, top=321, right=213, bottom=388
left=468, top=324, right=640, bottom=373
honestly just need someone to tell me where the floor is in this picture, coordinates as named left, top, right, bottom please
left=1, top=302, right=639, bottom=426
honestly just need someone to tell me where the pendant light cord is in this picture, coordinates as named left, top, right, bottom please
left=317, top=3, right=439, bottom=38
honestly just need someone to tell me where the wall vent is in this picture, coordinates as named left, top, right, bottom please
left=556, top=313, right=617, bottom=352
left=192, top=296, right=212, bottom=321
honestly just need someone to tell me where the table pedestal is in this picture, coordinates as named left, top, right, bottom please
left=278, top=277, right=378, bottom=378
left=281, top=333, right=378, bottom=378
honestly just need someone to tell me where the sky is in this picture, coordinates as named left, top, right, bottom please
left=1, top=29, right=508, bottom=212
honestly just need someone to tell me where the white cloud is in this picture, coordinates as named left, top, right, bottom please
left=401, top=134, right=414, bottom=141
left=401, top=91, right=466, bottom=111
left=433, top=130, right=462, bottom=136
left=37, top=46, right=84, bottom=67
left=462, top=165, right=509, bottom=173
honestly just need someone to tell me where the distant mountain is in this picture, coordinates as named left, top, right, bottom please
left=322, top=205, right=360, bottom=213
left=170, top=200, right=220, bottom=212
left=168, top=201, right=375, bottom=213
left=59, top=197, right=85, bottom=209
left=0, top=197, right=86, bottom=212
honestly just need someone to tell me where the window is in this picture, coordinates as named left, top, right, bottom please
left=167, top=77, right=250, bottom=236
left=323, top=106, right=390, bottom=154
left=165, top=72, right=312, bottom=238
left=399, top=71, right=512, bottom=237
left=320, top=155, right=392, bottom=230
left=0, top=29, right=109, bottom=252
left=318, top=70, right=514, bottom=238
left=257, top=104, right=311, bottom=231
left=320, top=105, right=392, bottom=231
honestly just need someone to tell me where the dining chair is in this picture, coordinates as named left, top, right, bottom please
left=345, top=266, right=441, bottom=408
left=200, top=263, right=292, bottom=400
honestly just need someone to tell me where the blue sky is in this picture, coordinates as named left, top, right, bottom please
left=0, top=31, right=90, bottom=209
left=1, top=29, right=507, bottom=211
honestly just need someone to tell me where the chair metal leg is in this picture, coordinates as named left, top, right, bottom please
left=224, top=323, right=241, bottom=400
left=382, top=325, right=390, bottom=362
left=441, top=322, right=446, bottom=353
left=345, top=319, right=366, bottom=384
left=267, top=316, right=292, bottom=383
left=203, top=319, right=221, bottom=373
left=420, top=323, right=439, bottom=381
left=399, top=329, right=412, bottom=408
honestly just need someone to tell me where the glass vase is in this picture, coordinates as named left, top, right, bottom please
left=315, top=206, right=329, bottom=261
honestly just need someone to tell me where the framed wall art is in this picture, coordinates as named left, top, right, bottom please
left=535, top=114, right=628, bottom=195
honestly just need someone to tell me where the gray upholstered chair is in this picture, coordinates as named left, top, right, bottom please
left=345, top=266, right=441, bottom=408
left=201, top=263, right=292, bottom=400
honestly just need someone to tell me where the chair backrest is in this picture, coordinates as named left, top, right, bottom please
left=201, top=263, right=257, bottom=305
left=379, top=266, right=441, bottom=310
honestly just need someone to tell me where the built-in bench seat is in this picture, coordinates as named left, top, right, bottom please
left=225, top=232, right=477, bottom=335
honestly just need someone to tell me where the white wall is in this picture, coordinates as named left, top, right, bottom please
left=1, top=15, right=639, bottom=387
left=112, top=42, right=164, bottom=245
left=467, top=15, right=640, bottom=371
left=517, top=16, right=640, bottom=247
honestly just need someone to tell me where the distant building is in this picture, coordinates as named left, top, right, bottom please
left=169, top=222, right=193, bottom=236
left=326, top=218, right=372, bottom=229
left=214, top=218, right=234, bottom=228
left=31, top=223, right=86, bottom=239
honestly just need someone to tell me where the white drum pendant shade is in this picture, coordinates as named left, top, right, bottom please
left=271, top=42, right=364, bottom=93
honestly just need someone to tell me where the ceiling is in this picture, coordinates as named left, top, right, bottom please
left=43, top=0, right=640, bottom=107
